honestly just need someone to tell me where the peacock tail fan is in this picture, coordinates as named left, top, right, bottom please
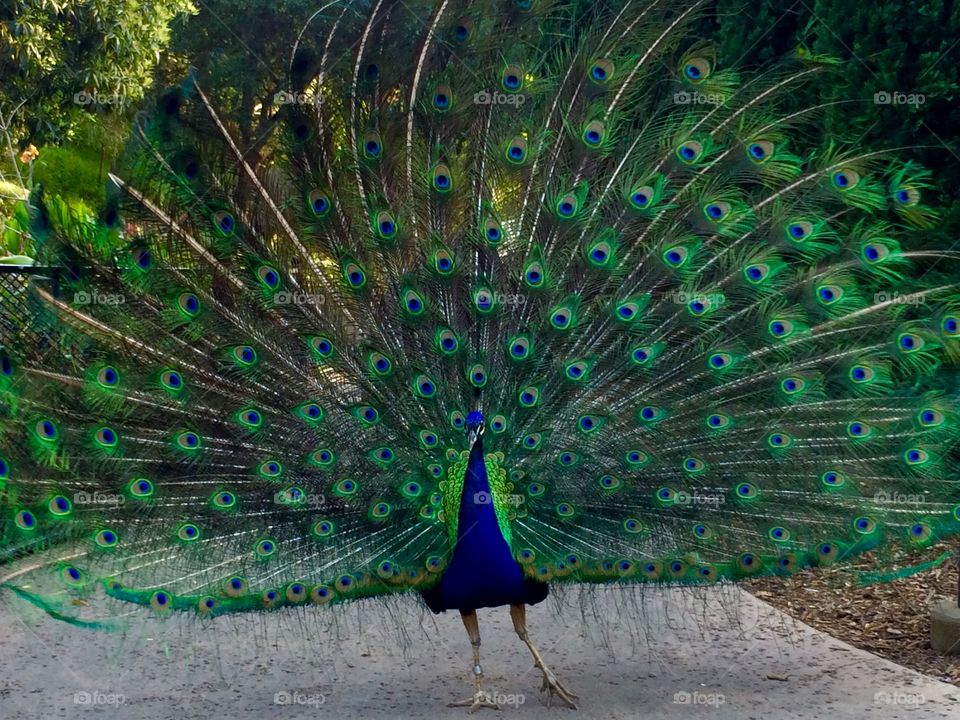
left=1, top=0, right=958, bottom=626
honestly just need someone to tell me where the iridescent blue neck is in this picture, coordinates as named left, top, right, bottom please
left=457, top=435, right=497, bottom=542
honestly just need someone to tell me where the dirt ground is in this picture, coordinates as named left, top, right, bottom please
left=748, top=542, right=960, bottom=685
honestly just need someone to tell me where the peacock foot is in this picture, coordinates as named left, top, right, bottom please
left=448, top=689, right=502, bottom=713
left=538, top=668, right=579, bottom=710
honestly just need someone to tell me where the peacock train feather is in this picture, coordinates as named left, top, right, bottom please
left=1, top=0, right=958, bottom=703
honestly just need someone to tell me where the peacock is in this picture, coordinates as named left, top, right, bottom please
left=2, top=0, right=959, bottom=712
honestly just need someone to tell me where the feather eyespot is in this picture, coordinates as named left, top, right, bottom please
left=682, top=57, right=710, bottom=83
left=628, top=185, right=655, bottom=210
left=502, top=64, right=524, bottom=91
left=432, top=86, right=452, bottom=111
left=893, top=186, right=920, bottom=206
left=308, top=190, right=331, bottom=216
left=129, top=478, right=155, bottom=498
left=703, top=202, right=730, bottom=222
left=213, top=210, right=235, bottom=236
left=402, top=289, right=425, bottom=315
left=555, top=193, right=579, bottom=218
left=429, top=164, right=453, bottom=193
left=150, top=590, right=173, bottom=612
left=97, top=365, right=119, bottom=387
left=362, top=132, right=383, bottom=160
left=177, top=292, right=200, bottom=317
left=95, top=426, right=118, bottom=448
left=368, top=351, right=392, bottom=376
left=898, top=332, right=924, bottom=353
left=676, top=140, right=703, bottom=163
left=588, top=59, right=614, bottom=84
left=941, top=315, right=959, bottom=336
left=436, top=328, right=460, bottom=354
left=131, top=247, right=151, bottom=270
left=473, top=288, right=495, bottom=313
left=747, top=140, right=773, bottom=163
left=232, top=345, right=257, bottom=366
left=15, top=509, right=36, bottom=530
left=820, top=470, right=845, bottom=488
left=342, top=261, right=366, bottom=289
left=581, top=120, right=606, bottom=148
left=177, top=523, right=201, bottom=542
left=48, top=494, right=71, bottom=516
left=483, top=218, right=504, bottom=244
left=452, top=20, right=472, bottom=42
left=467, top=364, right=488, bottom=388
left=35, top=418, right=59, bottom=442
left=832, top=168, right=861, bottom=191
left=212, top=491, right=236, bottom=510
left=95, top=528, right=120, bottom=548
left=313, top=520, right=335, bottom=538
left=161, top=369, right=183, bottom=391
left=505, top=136, right=527, bottom=164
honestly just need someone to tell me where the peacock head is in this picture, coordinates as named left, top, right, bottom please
left=466, top=410, right=485, bottom=447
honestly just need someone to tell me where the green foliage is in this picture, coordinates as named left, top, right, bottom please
left=2, top=115, right=127, bottom=256
left=0, top=2, right=192, bottom=256
left=1, top=0, right=197, bottom=143
left=1, top=199, right=30, bottom=256
left=30, top=115, right=128, bottom=209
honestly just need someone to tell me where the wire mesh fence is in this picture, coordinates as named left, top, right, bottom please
left=0, top=265, right=61, bottom=360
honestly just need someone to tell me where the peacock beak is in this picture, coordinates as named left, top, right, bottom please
left=467, top=422, right=485, bottom=447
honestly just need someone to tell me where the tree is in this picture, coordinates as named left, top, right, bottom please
left=159, top=0, right=326, bottom=166
left=1, top=0, right=196, bottom=257
left=1, top=0, right=197, bottom=144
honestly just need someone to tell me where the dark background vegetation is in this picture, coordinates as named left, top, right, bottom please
left=705, top=0, right=960, bottom=241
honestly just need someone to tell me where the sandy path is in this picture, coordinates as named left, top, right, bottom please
left=1, top=585, right=957, bottom=719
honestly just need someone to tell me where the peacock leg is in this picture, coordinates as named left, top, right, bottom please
left=510, top=604, right=579, bottom=710
left=448, top=610, right=502, bottom=713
